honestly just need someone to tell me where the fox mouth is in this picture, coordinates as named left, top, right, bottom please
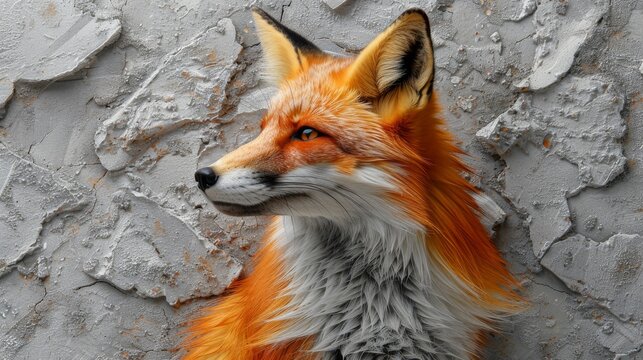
left=211, top=193, right=310, bottom=216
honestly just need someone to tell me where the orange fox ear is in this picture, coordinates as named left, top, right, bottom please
left=251, top=7, right=322, bottom=86
left=345, top=9, right=435, bottom=120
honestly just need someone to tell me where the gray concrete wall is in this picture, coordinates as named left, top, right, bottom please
left=0, top=0, right=641, bottom=359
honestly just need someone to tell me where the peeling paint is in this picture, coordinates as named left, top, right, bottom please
left=542, top=234, right=643, bottom=321
left=542, top=234, right=643, bottom=355
left=516, top=2, right=608, bottom=91
left=477, top=76, right=626, bottom=258
left=0, top=0, right=641, bottom=358
left=0, top=0, right=121, bottom=115
left=94, top=18, right=242, bottom=171
left=0, top=144, right=91, bottom=278
left=83, top=189, right=242, bottom=305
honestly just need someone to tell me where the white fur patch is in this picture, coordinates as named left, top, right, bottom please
left=203, top=168, right=272, bottom=205
left=204, top=164, right=416, bottom=229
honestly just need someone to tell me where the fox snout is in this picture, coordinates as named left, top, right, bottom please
left=194, top=167, right=218, bottom=191
left=194, top=165, right=282, bottom=216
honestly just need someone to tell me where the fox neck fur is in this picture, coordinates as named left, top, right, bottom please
left=268, top=214, right=490, bottom=359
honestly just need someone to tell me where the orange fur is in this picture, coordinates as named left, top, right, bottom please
left=398, top=96, right=521, bottom=311
left=182, top=221, right=318, bottom=360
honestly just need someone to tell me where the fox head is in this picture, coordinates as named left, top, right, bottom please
left=196, top=7, right=437, bottom=226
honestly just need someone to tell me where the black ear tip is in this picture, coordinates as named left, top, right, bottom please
left=399, top=8, right=430, bottom=25
left=250, top=6, right=283, bottom=30
left=250, top=6, right=322, bottom=54
left=401, top=8, right=429, bottom=18
left=251, top=6, right=268, bottom=18
left=398, top=8, right=432, bottom=38
left=251, top=6, right=276, bottom=24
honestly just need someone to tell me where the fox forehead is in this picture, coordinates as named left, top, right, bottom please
left=262, top=57, right=358, bottom=127
left=258, top=58, right=393, bottom=157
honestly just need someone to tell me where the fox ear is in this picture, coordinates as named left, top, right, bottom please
left=346, top=9, right=435, bottom=120
left=251, top=7, right=322, bottom=86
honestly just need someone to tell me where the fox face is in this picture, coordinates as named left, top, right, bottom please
left=196, top=8, right=436, bottom=224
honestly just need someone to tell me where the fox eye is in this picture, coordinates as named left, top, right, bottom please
left=293, top=126, right=321, bottom=141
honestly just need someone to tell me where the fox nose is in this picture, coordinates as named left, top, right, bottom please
left=195, top=167, right=219, bottom=191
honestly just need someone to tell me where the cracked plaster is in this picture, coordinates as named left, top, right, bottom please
left=477, top=75, right=626, bottom=258
left=0, top=0, right=121, bottom=116
left=0, top=0, right=641, bottom=359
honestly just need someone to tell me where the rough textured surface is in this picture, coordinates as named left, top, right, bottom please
left=541, top=234, right=643, bottom=357
left=94, top=18, right=242, bottom=171
left=0, top=1, right=641, bottom=359
left=477, top=75, right=627, bottom=258
left=0, top=143, right=92, bottom=278
left=0, top=0, right=121, bottom=115
left=83, top=189, right=242, bottom=305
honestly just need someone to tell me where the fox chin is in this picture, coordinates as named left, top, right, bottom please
left=184, top=7, right=523, bottom=360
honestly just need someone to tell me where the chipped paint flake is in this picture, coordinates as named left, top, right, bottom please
left=477, top=76, right=626, bottom=257
left=0, top=143, right=91, bottom=277
left=541, top=233, right=643, bottom=324
left=0, top=1, right=121, bottom=114
left=94, top=18, right=242, bottom=171
left=496, top=0, right=537, bottom=22
left=516, top=3, right=607, bottom=91
left=322, top=0, right=352, bottom=10
left=83, top=189, right=242, bottom=305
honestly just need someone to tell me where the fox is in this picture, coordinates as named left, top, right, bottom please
left=184, top=7, right=522, bottom=360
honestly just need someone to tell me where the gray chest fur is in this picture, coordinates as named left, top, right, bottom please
left=275, top=217, right=472, bottom=360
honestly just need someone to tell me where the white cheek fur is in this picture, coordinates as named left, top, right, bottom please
left=273, top=165, right=415, bottom=225
left=203, top=164, right=411, bottom=225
